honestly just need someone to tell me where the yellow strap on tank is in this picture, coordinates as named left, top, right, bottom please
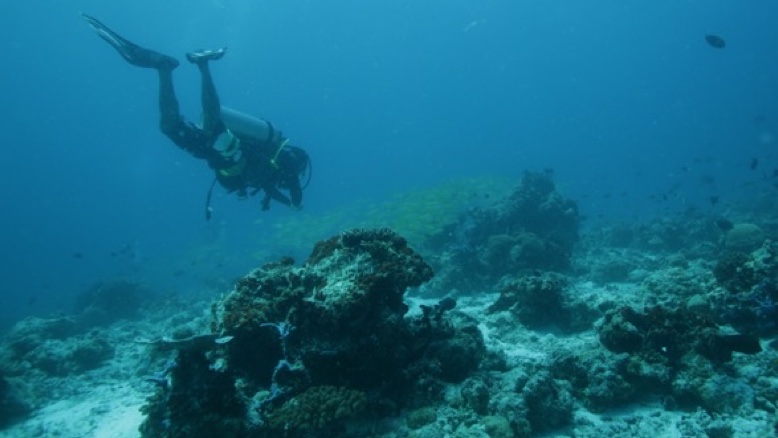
left=269, top=138, right=290, bottom=169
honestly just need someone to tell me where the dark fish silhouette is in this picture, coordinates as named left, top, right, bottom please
left=709, top=195, right=720, bottom=205
left=705, top=34, right=726, bottom=49
left=750, top=157, right=759, bottom=170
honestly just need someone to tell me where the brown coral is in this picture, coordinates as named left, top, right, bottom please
left=265, top=385, right=366, bottom=431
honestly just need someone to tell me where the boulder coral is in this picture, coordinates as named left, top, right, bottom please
left=139, top=228, right=485, bottom=438
left=425, top=170, right=580, bottom=294
left=724, top=223, right=765, bottom=252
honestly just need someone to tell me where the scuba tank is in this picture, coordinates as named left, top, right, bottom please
left=219, top=106, right=277, bottom=144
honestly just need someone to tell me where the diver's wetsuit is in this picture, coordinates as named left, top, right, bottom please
left=82, top=14, right=307, bottom=211
left=158, top=64, right=223, bottom=160
left=156, top=61, right=239, bottom=191
left=159, top=61, right=305, bottom=208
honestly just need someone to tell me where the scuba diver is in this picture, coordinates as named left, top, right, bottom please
left=81, top=14, right=311, bottom=219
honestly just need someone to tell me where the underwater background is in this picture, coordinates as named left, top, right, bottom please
left=1, top=0, right=777, bottom=330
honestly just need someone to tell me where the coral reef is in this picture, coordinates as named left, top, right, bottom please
left=139, top=345, right=246, bottom=438
left=9, top=174, right=778, bottom=437
left=594, top=305, right=762, bottom=413
left=549, top=349, right=636, bottom=411
left=0, top=373, right=31, bottom=428
left=139, top=228, right=485, bottom=438
left=0, top=314, right=118, bottom=428
left=713, top=252, right=758, bottom=293
left=424, top=170, right=580, bottom=294
left=264, top=385, right=366, bottom=433
left=522, top=371, right=574, bottom=432
left=712, top=240, right=778, bottom=336
left=0, top=280, right=160, bottom=409
left=489, top=272, right=572, bottom=330
left=0, top=317, right=114, bottom=377
left=583, top=214, right=724, bottom=257
left=598, top=306, right=759, bottom=365
left=74, top=280, right=150, bottom=326
left=405, top=406, right=437, bottom=429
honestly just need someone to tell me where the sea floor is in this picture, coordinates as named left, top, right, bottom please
left=2, top=246, right=777, bottom=438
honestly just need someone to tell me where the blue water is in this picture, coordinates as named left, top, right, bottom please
left=1, top=0, right=776, bottom=327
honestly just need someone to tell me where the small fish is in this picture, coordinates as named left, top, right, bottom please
left=73, top=252, right=84, bottom=259
left=750, top=157, right=759, bottom=170
left=709, top=195, right=720, bottom=205
left=705, top=34, right=726, bottom=49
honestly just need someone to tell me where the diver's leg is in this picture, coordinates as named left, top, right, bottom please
left=187, top=48, right=228, bottom=136
left=158, top=69, right=182, bottom=136
left=158, top=68, right=210, bottom=155
left=83, top=14, right=208, bottom=155
left=196, top=61, right=224, bottom=135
